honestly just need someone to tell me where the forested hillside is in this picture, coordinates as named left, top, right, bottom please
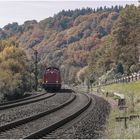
left=88, top=4, right=140, bottom=85
left=0, top=6, right=122, bottom=85
left=0, top=4, right=139, bottom=92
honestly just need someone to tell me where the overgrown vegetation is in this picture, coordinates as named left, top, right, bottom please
left=105, top=108, right=140, bottom=139
left=99, top=81, right=140, bottom=139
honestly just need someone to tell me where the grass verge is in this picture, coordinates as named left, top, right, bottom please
left=98, top=81, right=140, bottom=139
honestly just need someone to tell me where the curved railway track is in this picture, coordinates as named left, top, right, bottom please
left=0, top=92, right=46, bottom=106
left=0, top=93, right=91, bottom=139
left=0, top=92, right=71, bottom=126
left=43, top=93, right=110, bottom=139
left=0, top=93, right=56, bottom=110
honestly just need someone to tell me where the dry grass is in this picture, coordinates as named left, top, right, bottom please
left=104, top=108, right=140, bottom=139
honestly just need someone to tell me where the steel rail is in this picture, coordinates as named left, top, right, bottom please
left=0, top=93, right=56, bottom=110
left=24, top=94, right=92, bottom=139
left=0, top=93, right=76, bottom=133
left=0, top=92, right=46, bottom=106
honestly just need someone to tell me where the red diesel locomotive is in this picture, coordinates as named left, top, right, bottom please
left=42, top=67, right=61, bottom=91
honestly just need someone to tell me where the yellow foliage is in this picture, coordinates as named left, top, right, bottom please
left=0, top=39, right=31, bottom=99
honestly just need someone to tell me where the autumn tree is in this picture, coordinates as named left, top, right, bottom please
left=113, top=5, right=140, bottom=74
left=0, top=39, right=32, bottom=101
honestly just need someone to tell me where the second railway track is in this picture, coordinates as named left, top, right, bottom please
left=0, top=92, right=46, bottom=106
left=0, top=92, right=71, bottom=126
left=0, top=92, right=55, bottom=110
left=0, top=93, right=91, bottom=139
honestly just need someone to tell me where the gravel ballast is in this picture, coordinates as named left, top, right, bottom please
left=0, top=93, right=87, bottom=139
left=44, top=94, right=111, bottom=139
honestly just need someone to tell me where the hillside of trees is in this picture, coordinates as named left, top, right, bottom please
left=0, top=6, right=123, bottom=85
left=88, top=4, right=140, bottom=85
left=0, top=4, right=139, bottom=98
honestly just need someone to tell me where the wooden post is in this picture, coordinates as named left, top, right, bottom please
left=116, top=106, right=128, bottom=129
left=34, top=50, right=38, bottom=91
left=124, top=106, right=127, bottom=129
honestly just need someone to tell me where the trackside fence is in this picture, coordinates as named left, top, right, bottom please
left=99, top=73, right=140, bottom=86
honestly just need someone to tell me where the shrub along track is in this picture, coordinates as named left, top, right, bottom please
left=0, top=93, right=91, bottom=139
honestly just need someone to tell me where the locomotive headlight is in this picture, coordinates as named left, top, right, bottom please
left=56, top=81, right=58, bottom=83
left=46, top=81, right=48, bottom=83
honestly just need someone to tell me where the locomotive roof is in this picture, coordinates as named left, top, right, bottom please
left=46, top=67, right=59, bottom=70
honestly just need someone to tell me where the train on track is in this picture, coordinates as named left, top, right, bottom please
left=42, top=67, right=61, bottom=91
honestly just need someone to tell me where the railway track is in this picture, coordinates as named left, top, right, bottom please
left=0, top=93, right=91, bottom=139
left=0, top=93, right=55, bottom=110
left=44, top=93, right=110, bottom=139
left=0, top=92, right=71, bottom=126
left=0, top=92, right=46, bottom=106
